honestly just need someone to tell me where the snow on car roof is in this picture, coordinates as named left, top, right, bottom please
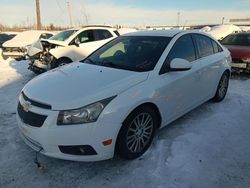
left=207, top=25, right=242, bottom=40
left=3, top=30, right=54, bottom=48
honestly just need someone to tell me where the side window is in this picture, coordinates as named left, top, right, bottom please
left=211, top=39, right=223, bottom=53
left=94, top=30, right=113, bottom=41
left=168, top=35, right=196, bottom=62
left=159, top=35, right=196, bottom=74
left=77, top=30, right=95, bottom=43
left=194, top=34, right=214, bottom=58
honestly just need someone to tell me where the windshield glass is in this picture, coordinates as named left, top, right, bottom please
left=82, top=36, right=171, bottom=72
left=50, top=30, right=77, bottom=41
left=221, top=34, right=250, bottom=46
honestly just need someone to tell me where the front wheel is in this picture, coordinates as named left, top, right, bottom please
left=116, top=106, right=158, bottom=159
left=212, top=72, right=230, bottom=102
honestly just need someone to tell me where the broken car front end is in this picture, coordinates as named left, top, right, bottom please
left=28, top=40, right=59, bottom=74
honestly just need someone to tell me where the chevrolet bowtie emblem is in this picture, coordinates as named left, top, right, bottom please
left=21, top=101, right=31, bottom=112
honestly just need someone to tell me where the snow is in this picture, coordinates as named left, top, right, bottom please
left=200, top=26, right=212, bottom=32
left=2, top=30, right=53, bottom=48
left=207, top=25, right=242, bottom=40
left=1, top=59, right=250, bottom=188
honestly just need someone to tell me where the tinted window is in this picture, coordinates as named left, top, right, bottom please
left=221, top=34, right=250, bottom=46
left=114, top=30, right=120, bottom=36
left=168, top=35, right=196, bottom=62
left=94, top=30, right=113, bottom=40
left=82, top=36, right=171, bottom=72
left=77, top=30, right=95, bottom=43
left=194, top=34, right=214, bottom=58
left=211, top=40, right=223, bottom=53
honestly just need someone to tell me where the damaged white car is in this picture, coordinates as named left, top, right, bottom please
left=28, top=26, right=120, bottom=73
left=2, top=30, right=54, bottom=60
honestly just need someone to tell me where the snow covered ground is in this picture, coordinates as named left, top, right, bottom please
left=0, top=59, right=250, bottom=188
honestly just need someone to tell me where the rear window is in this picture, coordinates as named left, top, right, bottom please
left=94, top=30, right=113, bottom=40
left=221, top=34, right=250, bottom=46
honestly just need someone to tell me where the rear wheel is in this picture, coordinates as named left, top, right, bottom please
left=116, top=106, right=158, bottom=159
left=212, top=72, right=229, bottom=102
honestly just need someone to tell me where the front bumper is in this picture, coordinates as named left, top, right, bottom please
left=16, top=103, right=120, bottom=161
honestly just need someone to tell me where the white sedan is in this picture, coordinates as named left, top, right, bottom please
left=17, top=30, right=231, bottom=161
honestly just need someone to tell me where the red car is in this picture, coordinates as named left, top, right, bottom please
left=221, top=32, right=250, bottom=73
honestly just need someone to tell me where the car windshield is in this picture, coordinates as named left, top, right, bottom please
left=50, top=30, right=77, bottom=41
left=82, top=36, right=171, bottom=72
left=221, top=34, right=250, bottom=46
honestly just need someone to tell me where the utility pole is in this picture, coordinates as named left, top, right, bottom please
left=222, top=17, right=225, bottom=25
left=67, top=1, right=73, bottom=27
left=177, top=12, right=180, bottom=28
left=36, top=0, right=42, bottom=30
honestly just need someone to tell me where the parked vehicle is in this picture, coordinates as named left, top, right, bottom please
left=221, top=32, right=250, bottom=73
left=17, top=30, right=231, bottom=161
left=207, top=24, right=241, bottom=40
left=2, top=30, right=54, bottom=60
left=0, top=33, right=16, bottom=48
left=28, top=26, right=120, bottom=73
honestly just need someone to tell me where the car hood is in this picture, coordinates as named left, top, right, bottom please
left=23, top=63, right=149, bottom=110
left=224, top=45, right=250, bottom=58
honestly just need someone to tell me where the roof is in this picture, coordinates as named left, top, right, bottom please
left=124, top=30, right=183, bottom=37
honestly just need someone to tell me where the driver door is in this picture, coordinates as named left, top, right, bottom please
left=155, top=34, right=202, bottom=125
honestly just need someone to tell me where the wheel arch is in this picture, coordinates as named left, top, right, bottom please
left=122, top=102, right=162, bottom=129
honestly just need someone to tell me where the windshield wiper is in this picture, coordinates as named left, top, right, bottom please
left=102, top=61, right=140, bottom=72
left=81, top=58, right=96, bottom=64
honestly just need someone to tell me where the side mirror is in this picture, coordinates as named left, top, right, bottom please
left=170, top=58, right=192, bottom=71
left=74, top=38, right=80, bottom=47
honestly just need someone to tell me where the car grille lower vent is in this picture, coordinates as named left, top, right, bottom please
left=17, top=102, right=47, bottom=127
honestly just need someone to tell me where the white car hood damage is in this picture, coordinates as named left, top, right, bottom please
left=23, top=63, right=149, bottom=110
left=3, top=30, right=48, bottom=48
left=27, top=39, right=67, bottom=57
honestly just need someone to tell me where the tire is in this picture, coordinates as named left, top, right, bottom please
left=212, top=71, right=229, bottom=102
left=116, top=106, right=158, bottom=160
left=51, top=58, right=72, bottom=68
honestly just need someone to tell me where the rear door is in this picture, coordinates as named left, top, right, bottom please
left=192, top=34, right=222, bottom=99
left=79, top=29, right=116, bottom=55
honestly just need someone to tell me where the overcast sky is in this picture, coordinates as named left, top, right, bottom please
left=0, top=0, right=250, bottom=27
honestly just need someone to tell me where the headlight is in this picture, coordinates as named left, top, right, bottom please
left=57, top=96, right=116, bottom=125
left=242, top=58, right=250, bottom=63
